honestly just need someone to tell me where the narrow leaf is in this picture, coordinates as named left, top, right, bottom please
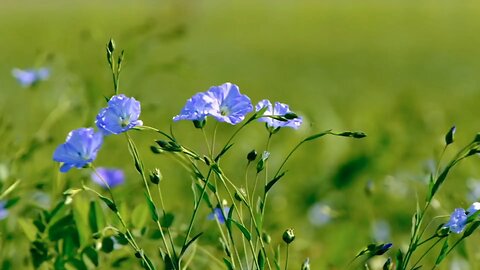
left=435, top=238, right=449, bottom=265
left=223, top=258, right=234, bottom=270
left=181, top=232, right=203, bottom=256
left=265, top=172, right=286, bottom=194
left=144, top=193, right=159, bottom=222
left=231, top=219, right=251, bottom=241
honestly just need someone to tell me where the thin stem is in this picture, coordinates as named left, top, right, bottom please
left=201, top=128, right=212, bottom=158
left=411, top=237, right=443, bottom=270
left=284, top=244, right=290, bottom=270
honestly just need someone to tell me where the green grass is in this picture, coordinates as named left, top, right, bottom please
left=2, top=1, right=480, bottom=269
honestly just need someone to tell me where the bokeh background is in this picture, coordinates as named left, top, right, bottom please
left=2, top=0, right=480, bottom=269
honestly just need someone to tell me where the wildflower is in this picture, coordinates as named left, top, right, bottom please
left=53, top=128, right=103, bottom=173
left=208, top=207, right=230, bottom=224
left=205, top=83, right=253, bottom=125
left=91, top=168, right=125, bottom=188
left=96, top=94, right=143, bottom=135
left=255, top=99, right=302, bottom=129
left=444, top=208, right=468, bottom=234
left=12, top=67, right=50, bottom=87
left=173, top=92, right=214, bottom=122
left=0, top=201, right=8, bottom=220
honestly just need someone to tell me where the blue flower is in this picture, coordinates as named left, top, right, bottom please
left=96, top=94, right=143, bottom=135
left=255, top=99, right=302, bottom=129
left=53, top=128, right=103, bottom=173
left=0, top=201, right=8, bottom=220
left=444, top=208, right=468, bottom=234
left=173, top=92, right=214, bottom=122
left=12, top=67, right=50, bottom=87
left=208, top=207, right=230, bottom=224
left=206, top=83, right=253, bottom=125
left=91, top=168, right=125, bottom=188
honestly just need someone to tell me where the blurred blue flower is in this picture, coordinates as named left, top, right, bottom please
left=255, top=99, right=302, bottom=129
left=308, top=202, right=333, bottom=227
left=12, top=67, right=50, bottom=87
left=208, top=207, right=230, bottom=224
left=91, top=168, right=125, bottom=188
left=206, top=83, right=253, bottom=125
left=0, top=201, right=8, bottom=220
left=173, top=92, right=214, bottom=122
left=371, top=220, right=391, bottom=242
left=96, top=94, right=143, bottom=135
left=445, top=208, right=468, bottom=234
left=53, top=128, right=103, bottom=173
left=467, top=179, right=480, bottom=201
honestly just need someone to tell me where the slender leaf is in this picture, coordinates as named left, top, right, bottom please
left=231, top=219, right=251, bottom=241
left=145, top=193, right=159, bottom=222
left=223, top=258, right=234, bottom=270
left=265, top=171, right=286, bottom=194
left=181, top=232, right=203, bottom=256
left=435, top=238, right=449, bottom=265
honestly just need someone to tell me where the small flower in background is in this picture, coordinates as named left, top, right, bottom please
left=91, top=168, right=125, bottom=188
left=308, top=202, right=334, bottom=227
left=96, top=94, right=143, bottom=135
left=12, top=67, right=50, bottom=87
left=445, top=208, right=468, bottom=234
left=173, top=92, right=214, bottom=122
left=208, top=206, right=230, bottom=224
left=0, top=201, right=8, bottom=220
left=371, top=219, right=391, bottom=242
left=205, top=83, right=253, bottom=125
left=53, top=128, right=103, bottom=173
left=255, top=99, right=302, bottom=129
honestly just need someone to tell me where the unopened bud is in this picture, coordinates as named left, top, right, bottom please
left=282, top=228, right=295, bottom=244
left=247, top=150, right=258, bottom=162
left=262, top=232, right=271, bottom=244
left=107, top=39, right=116, bottom=53
left=301, top=258, right=310, bottom=270
left=193, top=119, right=206, bottom=129
left=149, top=168, right=162, bottom=184
left=234, top=188, right=246, bottom=202
left=445, top=126, right=456, bottom=145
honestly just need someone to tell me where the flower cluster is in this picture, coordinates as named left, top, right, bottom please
left=444, top=202, right=480, bottom=234
left=12, top=67, right=50, bottom=87
left=53, top=94, right=142, bottom=173
left=174, top=82, right=303, bottom=129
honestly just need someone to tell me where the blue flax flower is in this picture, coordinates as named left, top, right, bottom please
left=208, top=207, right=231, bottom=224
left=444, top=202, right=480, bottom=234
left=255, top=99, right=302, bottom=129
left=173, top=92, right=214, bottom=122
left=96, top=94, right=143, bottom=135
left=206, top=83, right=253, bottom=125
left=0, top=201, right=8, bottom=220
left=53, top=128, right=103, bottom=173
left=174, top=83, right=253, bottom=125
left=12, top=67, right=50, bottom=87
left=445, top=208, right=469, bottom=234
left=91, top=168, right=125, bottom=188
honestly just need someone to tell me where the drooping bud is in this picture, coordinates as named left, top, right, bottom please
left=445, top=126, right=456, bottom=145
left=234, top=188, right=247, bottom=202
left=149, top=168, right=162, bottom=185
left=247, top=150, right=258, bottom=162
left=282, top=228, right=295, bottom=244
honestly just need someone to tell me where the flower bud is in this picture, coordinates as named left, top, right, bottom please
left=282, top=228, right=295, bottom=244
left=445, top=126, right=456, bottom=145
left=149, top=168, right=162, bottom=185
left=107, top=39, right=116, bottom=53
left=262, top=232, right=271, bottom=244
left=301, top=258, right=310, bottom=270
left=247, top=150, right=258, bottom=162
left=234, top=188, right=246, bottom=202
left=193, top=119, right=206, bottom=129
left=150, top=145, right=163, bottom=154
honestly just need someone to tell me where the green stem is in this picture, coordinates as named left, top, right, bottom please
left=284, top=244, right=290, bottom=270
left=411, top=237, right=443, bottom=269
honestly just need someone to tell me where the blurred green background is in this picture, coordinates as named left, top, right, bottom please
left=2, top=0, right=480, bottom=269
